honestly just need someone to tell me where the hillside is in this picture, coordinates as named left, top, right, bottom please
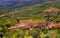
left=0, top=0, right=60, bottom=26
left=0, top=2, right=60, bottom=26
left=0, top=0, right=45, bottom=13
left=0, top=0, right=60, bottom=13
left=0, top=0, right=60, bottom=38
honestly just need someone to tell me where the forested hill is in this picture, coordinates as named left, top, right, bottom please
left=0, top=0, right=60, bottom=13
left=0, top=0, right=45, bottom=13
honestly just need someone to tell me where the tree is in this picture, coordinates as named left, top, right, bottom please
left=44, top=7, right=60, bottom=17
left=0, top=25, right=8, bottom=38
left=43, top=7, right=60, bottom=23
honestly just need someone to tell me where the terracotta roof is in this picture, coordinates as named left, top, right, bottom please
left=48, top=22, right=60, bottom=28
left=8, top=22, right=60, bottom=30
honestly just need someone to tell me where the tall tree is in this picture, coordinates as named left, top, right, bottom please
left=43, top=7, right=60, bottom=23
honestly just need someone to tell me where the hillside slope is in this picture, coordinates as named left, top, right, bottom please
left=0, top=0, right=60, bottom=13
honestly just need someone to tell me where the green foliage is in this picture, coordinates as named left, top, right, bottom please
left=0, top=0, right=60, bottom=38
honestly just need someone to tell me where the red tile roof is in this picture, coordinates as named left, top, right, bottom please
left=48, top=22, right=60, bottom=28
left=8, top=22, right=60, bottom=30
